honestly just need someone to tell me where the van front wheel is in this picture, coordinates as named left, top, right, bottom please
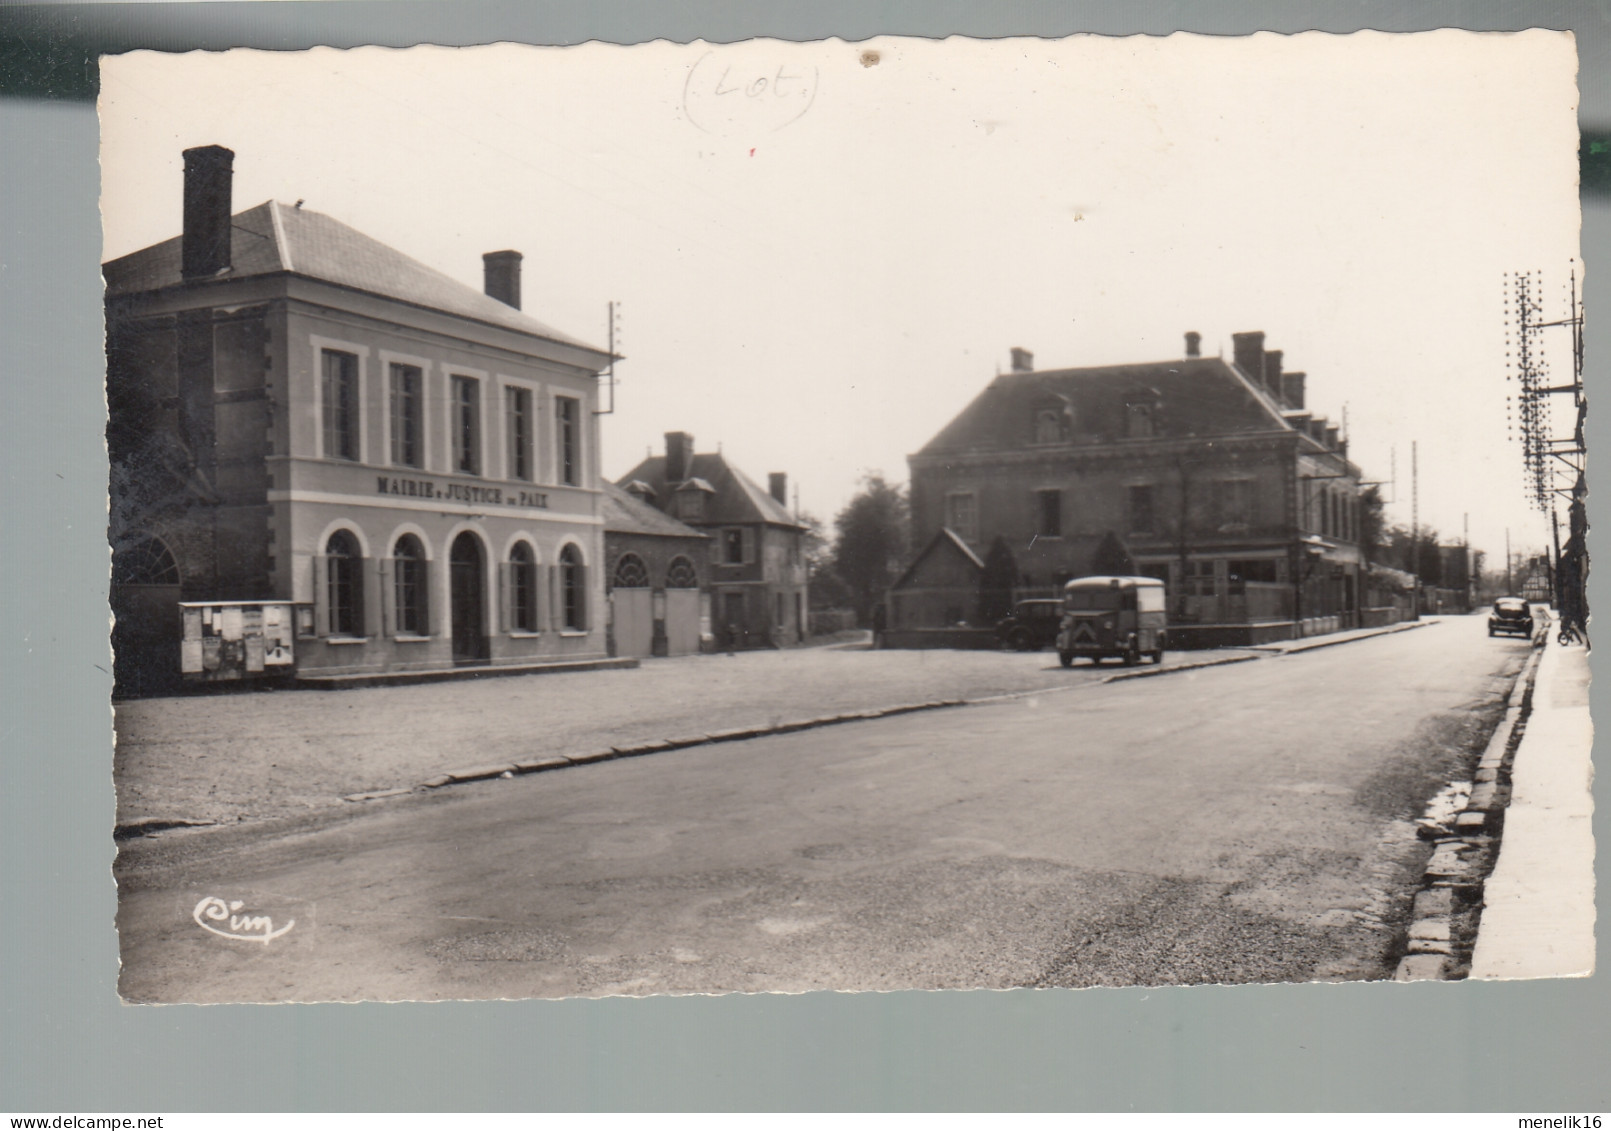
left=1058, top=651, right=1075, bottom=668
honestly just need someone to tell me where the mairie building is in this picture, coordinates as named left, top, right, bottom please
left=106, top=146, right=615, bottom=693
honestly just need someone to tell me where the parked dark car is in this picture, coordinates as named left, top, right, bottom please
left=1488, top=598, right=1535, bottom=638
left=996, top=599, right=1064, bottom=650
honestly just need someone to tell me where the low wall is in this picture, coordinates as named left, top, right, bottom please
left=1361, top=606, right=1406, bottom=629
left=1169, top=621, right=1297, bottom=649
left=879, top=627, right=998, bottom=650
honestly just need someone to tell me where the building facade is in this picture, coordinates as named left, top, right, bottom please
left=106, top=146, right=615, bottom=693
left=890, top=335, right=1367, bottom=647
left=602, top=481, right=710, bottom=658
left=617, top=432, right=809, bottom=649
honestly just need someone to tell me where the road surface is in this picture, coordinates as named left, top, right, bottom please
left=115, top=615, right=1528, bottom=1001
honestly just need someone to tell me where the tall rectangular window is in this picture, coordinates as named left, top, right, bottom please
left=452, top=375, right=480, bottom=475
left=506, top=386, right=532, bottom=481
left=723, top=528, right=746, bottom=565
left=321, top=349, right=359, bottom=461
left=1128, top=484, right=1155, bottom=535
left=389, top=363, right=422, bottom=468
left=1036, top=489, right=1062, bottom=538
left=556, top=395, right=580, bottom=485
left=945, top=492, right=978, bottom=543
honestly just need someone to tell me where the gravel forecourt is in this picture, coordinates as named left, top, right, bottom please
left=113, top=642, right=1260, bottom=827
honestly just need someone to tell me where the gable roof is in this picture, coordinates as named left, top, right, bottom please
left=601, top=481, right=709, bottom=540
left=103, top=200, right=604, bottom=354
left=615, top=451, right=801, bottom=528
left=916, top=357, right=1298, bottom=457
left=891, top=528, right=985, bottom=591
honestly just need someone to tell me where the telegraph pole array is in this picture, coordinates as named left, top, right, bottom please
left=1503, top=263, right=1587, bottom=635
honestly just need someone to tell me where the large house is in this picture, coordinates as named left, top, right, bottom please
left=888, top=334, right=1367, bottom=648
left=617, top=432, right=808, bottom=649
left=106, top=146, right=615, bottom=692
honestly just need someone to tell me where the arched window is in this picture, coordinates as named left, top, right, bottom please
left=392, top=534, right=428, bottom=635
left=113, top=536, right=179, bottom=586
left=508, top=542, right=539, bottom=632
left=560, top=544, right=586, bottom=631
left=612, top=553, right=650, bottom=589
left=325, top=529, right=364, bottom=636
left=666, top=555, right=699, bottom=589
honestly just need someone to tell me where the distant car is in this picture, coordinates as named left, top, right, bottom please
left=1488, top=598, right=1535, bottom=639
left=996, top=599, right=1064, bottom=651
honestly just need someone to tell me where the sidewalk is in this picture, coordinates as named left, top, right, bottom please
left=1470, top=635, right=1596, bottom=979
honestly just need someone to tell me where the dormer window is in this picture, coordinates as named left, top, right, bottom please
left=1033, top=407, right=1068, bottom=444
left=1126, top=402, right=1155, bottom=438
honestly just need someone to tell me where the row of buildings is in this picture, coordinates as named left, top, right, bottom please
left=106, top=146, right=808, bottom=694
left=107, top=145, right=1393, bottom=693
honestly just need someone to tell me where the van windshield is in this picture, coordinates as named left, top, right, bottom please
left=1064, top=589, right=1123, bottom=611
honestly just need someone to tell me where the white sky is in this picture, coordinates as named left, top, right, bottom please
left=99, top=32, right=1580, bottom=564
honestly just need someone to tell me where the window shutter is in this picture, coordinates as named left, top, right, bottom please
left=742, top=527, right=755, bottom=564
left=577, top=564, right=588, bottom=630
left=498, top=561, right=512, bottom=633
left=313, top=555, right=330, bottom=637
left=379, top=557, right=394, bottom=638
left=361, top=557, right=381, bottom=638
left=547, top=564, right=560, bottom=631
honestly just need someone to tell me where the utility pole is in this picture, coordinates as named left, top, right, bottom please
left=1411, top=441, right=1420, bottom=621
left=1506, top=526, right=1513, bottom=595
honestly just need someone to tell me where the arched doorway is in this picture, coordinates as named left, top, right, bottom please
left=450, top=531, right=488, bottom=663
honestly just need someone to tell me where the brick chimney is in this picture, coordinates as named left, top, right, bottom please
left=1263, top=350, right=1283, bottom=398
left=1010, top=347, right=1035, bottom=373
left=1184, top=331, right=1201, bottom=358
left=483, top=250, right=522, bottom=309
left=665, top=431, right=694, bottom=484
left=1281, top=371, right=1306, bottom=410
left=1325, top=425, right=1340, bottom=449
left=1231, top=331, right=1265, bottom=385
left=768, top=472, right=788, bottom=506
left=181, top=145, right=234, bottom=279
left=1308, top=418, right=1327, bottom=443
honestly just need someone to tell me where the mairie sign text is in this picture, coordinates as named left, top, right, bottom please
left=378, top=476, right=549, bottom=509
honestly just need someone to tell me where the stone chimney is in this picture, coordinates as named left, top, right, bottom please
left=1231, top=331, right=1266, bottom=385
left=1308, top=418, right=1327, bottom=443
left=181, top=145, right=234, bottom=279
left=1325, top=425, right=1340, bottom=449
left=483, top=250, right=522, bottom=310
left=1263, top=350, right=1284, bottom=398
left=1184, top=331, right=1201, bottom=358
left=769, top=472, right=788, bottom=505
left=1010, top=347, right=1035, bottom=373
left=1281, top=371, right=1306, bottom=410
left=665, top=431, right=694, bottom=484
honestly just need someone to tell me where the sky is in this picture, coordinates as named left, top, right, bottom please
left=98, top=32, right=1581, bottom=565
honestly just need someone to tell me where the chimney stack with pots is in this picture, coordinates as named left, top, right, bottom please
left=1231, top=331, right=1266, bottom=387
left=1184, top=331, right=1201, bottom=358
left=181, top=145, right=235, bottom=280
left=483, top=250, right=523, bottom=310
left=665, top=431, right=694, bottom=484
left=1010, top=347, right=1035, bottom=373
left=1281, top=371, right=1307, bottom=410
left=769, top=472, right=788, bottom=506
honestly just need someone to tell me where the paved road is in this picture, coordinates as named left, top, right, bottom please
left=115, top=615, right=1528, bottom=1002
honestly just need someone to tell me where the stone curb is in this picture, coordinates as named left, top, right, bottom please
left=341, top=619, right=1456, bottom=806
left=1394, top=636, right=1545, bottom=982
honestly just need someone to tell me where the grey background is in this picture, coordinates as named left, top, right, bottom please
left=1, top=0, right=1605, bottom=1112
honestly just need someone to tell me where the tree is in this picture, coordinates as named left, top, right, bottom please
left=1358, top=485, right=1386, bottom=565
left=830, top=473, right=911, bottom=627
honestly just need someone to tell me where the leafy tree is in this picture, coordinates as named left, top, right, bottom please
left=1358, top=485, right=1386, bottom=564
left=830, top=473, right=911, bottom=626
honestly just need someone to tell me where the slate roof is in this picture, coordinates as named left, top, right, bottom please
left=916, top=357, right=1296, bottom=457
left=103, top=200, right=604, bottom=354
left=601, top=481, right=709, bottom=540
left=616, top=451, right=802, bottom=528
